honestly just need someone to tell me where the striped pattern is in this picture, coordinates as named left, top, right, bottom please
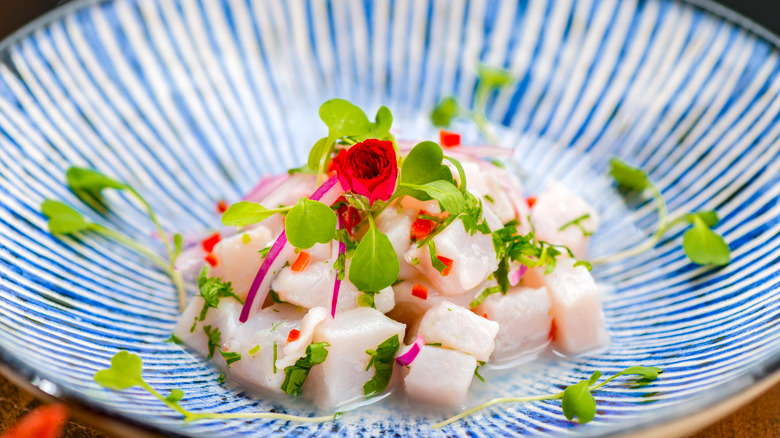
left=0, top=0, right=778, bottom=436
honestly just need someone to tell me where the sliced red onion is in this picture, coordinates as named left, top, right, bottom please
left=395, top=334, right=425, bottom=366
left=239, top=176, right=342, bottom=322
left=241, top=174, right=290, bottom=202
left=509, top=264, right=529, bottom=286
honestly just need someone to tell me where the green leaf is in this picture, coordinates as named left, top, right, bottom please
left=410, top=180, right=466, bottom=215
left=319, top=99, right=371, bottom=137
left=285, top=198, right=337, bottom=249
left=609, top=158, right=649, bottom=192
left=400, top=141, right=454, bottom=202
left=685, top=211, right=719, bottom=227
left=41, top=199, right=93, bottom=235
left=431, top=97, right=460, bottom=127
left=588, top=371, right=602, bottom=385
left=66, top=167, right=126, bottom=193
left=443, top=156, right=468, bottom=193
left=164, top=389, right=184, bottom=403
left=203, top=325, right=221, bottom=359
left=219, top=349, right=242, bottom=367
left=370, top=106, right=393, bottom=140
left=363, top=335, right=400, bottom=397
left=94, top=351, right=144, bottom=390
left=281, top=342, right=330, bottom=397
left=221, top=201, right=277, bottom=227
left=196, top=267, right=242, bottom=321
left=477, top=65, right=514, bottom=89
left=617, top=366, right=663, bottom=381
left=561, top=380, right=596, bottom=423
left=307, top=136, right=332, bottom=173
left=349, top=222, right=400, bottom=292
left=173, top=233, right=183, bottom=257
left=682, top=217, right=731, bottom=266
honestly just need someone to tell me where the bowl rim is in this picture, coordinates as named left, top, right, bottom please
left=0, top=0, right=778, bottom=437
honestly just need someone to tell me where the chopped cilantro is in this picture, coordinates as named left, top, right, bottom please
left=363, top=335, right=401, bottom=397
left=281, top=342, right=330, bottom=397
left=219, top=350, right=241, bottom=367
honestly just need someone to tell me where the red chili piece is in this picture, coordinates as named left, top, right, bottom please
left=291, top=251, right=311, bottom=273
left=437, top=256, right=453, bottom=276
left=1, top=404, right=68, bottom=438
left=287, top=329, right=301, bottom=344
left=202, top=232, right=221, bottom=253
left=439, top=130, right=461, bottom=148
left=336, top=202, right=361, bottom=235
left=411, top=217, right=436, bottom=241
left=411, top=283, right=428, bottom=300
left=204, top=253, right=218, bottom=267
left=216, top=200, right=228, bottom=213
left=526, top=196, right=537, bottom=209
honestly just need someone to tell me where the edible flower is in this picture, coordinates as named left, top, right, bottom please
left=332, top=139, right=398, bottom=205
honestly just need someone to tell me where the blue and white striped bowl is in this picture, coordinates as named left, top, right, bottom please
left=0, top=0, right=778, bottom=436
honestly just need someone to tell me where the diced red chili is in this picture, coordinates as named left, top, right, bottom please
left=216, top=200, right=228, bottom=213
left=411, top=218, right=436, bottom=241
left=204, top=253, right=218, bottom=267
left=481, top=313, right=488, bottom=319
left=291, top=251, right=311, bottom=273
left=439, top=130, right=461, bottom=148
left=526, top=196, right=537, bottom=209
left=2, top=404, right=68, bottom=438
left=287, top=329, right=301, bottom=344
left=338, top=204, right=361, bottom=235
left=202, top=232, right=221, bottom=253
left=437, top=256, right=453, bottom=276
left=411, top=283, right=428, bottom=300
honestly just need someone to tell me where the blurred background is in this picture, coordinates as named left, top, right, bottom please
left=0, top=0, right=777, bottom=437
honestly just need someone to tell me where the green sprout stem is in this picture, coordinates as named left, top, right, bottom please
left=590, top=183, right=686, bottom=265
left=433, top=391, right=565, bottom=429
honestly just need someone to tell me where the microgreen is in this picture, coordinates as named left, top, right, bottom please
left=349, top=215, right=399, bottom=293
left=682, top=216, right=731, bottom=266
left=94, top=350, right=339, bottom=423
left=221, top=201, right=292, bottom=227
left=434, top=365, right=663, bottom=429
left=594, top=158, right=731, bottom=267
left=285, top=198, right=337, bottom=249
left=431, top=97, right=461, bottom=127
left=364, top=335, right=400, bottom=398
left=559, top=214, right=594, bottom=237
left=400, top=141, right=454, bottom=196
left=45, top=167, right=187, bottom=310
left=474, top=361, right=487, bottom=383
left=401, top=181, right=465, bottom=216
left=281, top=342, right=330, bottom=397
left=196, top=267, right=243, bottom=321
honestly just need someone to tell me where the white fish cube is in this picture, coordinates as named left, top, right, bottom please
left=417, top=301, right=499, bottom=362
left=212, top=223, right=281, bottom=298
left=406, top=218, right=498, bottom=296
left=403, top=346, right=477, bottom=407
left=538, top=258, right=608, bottom=354
left=173, top=296, right=243, bottom=364
left=529, top=181, right=599, bottom=259
left=222, top=304, right=304, bottom=394
left=302, top=307, right=406, bottom=409
left=475, top=287, right=552, bottom=363
left=375, top=206, right=418, bottom=279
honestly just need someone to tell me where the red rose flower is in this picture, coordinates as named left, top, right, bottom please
left=332, top=139, right=398, bottom=205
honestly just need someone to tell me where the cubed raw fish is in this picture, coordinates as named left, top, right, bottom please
left=211, top=221, right=282, bottom=298
left=173, top=296, right=244, bottom=364
left=529, top=181, right=599, bottom=259
left=221, top=304, right=304, bottom=394
left=403, top=345, right=477, bottom=407
left=535, top=258, right=608, bottom=354
left=375, top=206, right=418, bottom=279
left=475, top=286, right=552, bottom=363
left=417, top=301, right=499, bottom=362
left=302, top=307, right=406, bottom=409
left=406, top=218, right=498, bottom=296
left=271, top=261, right=394, bottom=313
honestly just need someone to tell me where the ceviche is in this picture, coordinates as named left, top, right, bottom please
left=41, top=67, right=732, bottom=428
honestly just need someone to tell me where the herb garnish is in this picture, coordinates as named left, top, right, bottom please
left=281, top=342, right=330, bottom=397
left=219, top=350, right=241, bottom=367
left=202, top=325, right=221, bottom=359
left=94, top=351, right=339, bottom=423
left=434, top=366, right=663, bottom=428
left=363, top=335, right=401, bottom=398
left=592, top=158, right=730, bottom=266
left=42, top=167, right=186, bottom=309
left=196, top=267, right=243, bottom=321
left=559, top=214, right=594, bottom=237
